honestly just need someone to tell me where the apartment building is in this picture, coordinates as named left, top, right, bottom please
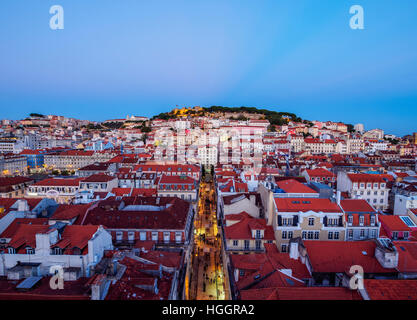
left=224, top=212, right=275, bottom=253
left=0, top=224, right=113, bottom=278
left=81, top=196, right=194, bottom=248
left=337, top=172, right=390, bottom=211
left=0, top=154, right=28, bottom=176
left=79, top=174, right=118, bottom=194
left=27, top=178, right=84, bottom=203
left=273, top=197, right=345, bottom=253
left=340, top=199, right=380, bottom=241
left=157, top=174, right=198, bottom=201
left=304, top=138, right=337, bottom=154
left=44, top=150, right=116, bottom=171
left=0, top=177, right=34, bottom=198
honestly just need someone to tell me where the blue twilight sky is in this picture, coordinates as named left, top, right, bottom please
left=0, top=0, right=416, bottom=136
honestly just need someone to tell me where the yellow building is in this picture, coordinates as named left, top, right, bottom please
left=273, top=197, right=346, bottom=253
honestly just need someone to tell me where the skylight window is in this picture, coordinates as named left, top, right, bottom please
left=400, top=216, right=416, bottom=227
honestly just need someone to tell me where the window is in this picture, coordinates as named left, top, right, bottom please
left=359, top=216, right=364, bottom=225
left=371, top=229, right=377, bottom=238
left=348, top=215, right=353, bottom=224
left=128, top=232, right=135, bottom=241
left=334, top=232, right=339, bottom=240
left=370, top=216, right=375, bottom=225
left=373, top=199, right=377, bottom=203
left=255, top=230, right=262, bottom=239
left=392, top=231, right=398, bottom=240
left=348, top=229, right=353, bottom=239
left=288, top=231, right=293, bottom=239
left=116, top=231, right=123, bottom=241
left=163, top=232, right=170, bottom=243
left=314, top=231, right=319, bottom=239
left=175, top=232, right=182, bottom=243
left=255, top=240, right=262, bottom=250
left=404, top=232, right=409, bottom=240
left=52, top=247, right=62, bottom=255
left=302, top=231, right=307, bottom=239
left=281, top=244, right=287, bottom=253
left=26, top=248, right=35, bottom=255
left=282, top=231, right=287, bottom=239
left=308, top=218, right=314, bottom=226
left=244, top=240, right=250, bottom=250
left=239, top=270, right=245, bottom=276
left=328, top=232, right=333, bottom=240
left=308, top=231, right=314, bottom=239
left=233, top=240, right=239, bottom=246
left=380, top=199, right=384, bottom=203
left=140, top=232, right=147, bottom=241
left=151, top=232, right=158, bottom=241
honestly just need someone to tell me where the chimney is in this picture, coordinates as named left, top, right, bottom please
left=374, top=238, right=398, bottom=269
left=289, top=238, right=301, bottom=260
left=336, top=191, right=341, bottom=205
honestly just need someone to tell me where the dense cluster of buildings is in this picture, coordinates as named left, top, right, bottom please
left=0, top=109, right=416, bottom=300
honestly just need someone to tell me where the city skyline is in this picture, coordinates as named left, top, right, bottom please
left=0, top=1, right=416, bottom=136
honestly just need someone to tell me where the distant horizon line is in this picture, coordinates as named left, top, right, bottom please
left=0, top=106, right=413, bottom=138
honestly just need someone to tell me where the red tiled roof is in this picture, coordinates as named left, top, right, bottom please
left=81, top=197, right=191, bottom=230
left=276, top=179, right=317, bottom=194
left=393, top=241, right=417, bottom=273
left=32, top=178, right=84, bottom=187
left=364, top=279, right=417, bottom=300
left=158, top=174, right=196, bottom=184
left=7, top=224, right=51, bottom=252
left=51, top=204, right=91, bottom=222
left=0, top=218, right=48, bottom=239
left=53, top=225, right=99, bottom=254
left=379, top=215, right=411, bottom=232
left=303, top=240, right=395, bottom=274
left=81, top=174, right=115, bottom=183
left=340, top=199, right=377, bottom=213
left=224, top=217, right=275, bottom=240
left=0, top=277, right=91, bottom=300
left=0, top=177, right=33, bottom=187
left=131, top=188, right=157, bottom=197
left=111, top=188, right=131, bottom=197
left=347, top=173, right=387, bottom=183
left=240, top=286, right=362, bottom=300
left=275, top=198, right=342, bottom=213
left=305, top=168, right=335, bottom=177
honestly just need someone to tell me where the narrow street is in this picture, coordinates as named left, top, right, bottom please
left=187, top=178, right=227, bottom=300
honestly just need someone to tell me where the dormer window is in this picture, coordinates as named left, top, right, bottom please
left=26, top=248, right=34, bottom=255
left=255, top=230, right=262, bottom=239
left=348, top=215, right=353, bottom=224
left=370, top=215, right=375, bottom=226
left=359, top=216, right=364, bottom=225
left=52, top=247, right=62, bottom=255
left=8, top=248, right=16, bottom=254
